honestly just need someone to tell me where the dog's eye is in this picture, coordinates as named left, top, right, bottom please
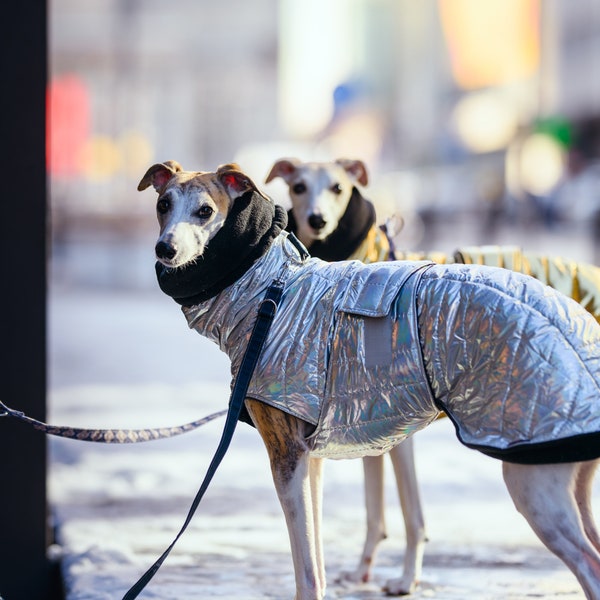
left=292, top=182, right=306, bottom=194
left=196, top=205, right=214, bottom=219
left=330, top=183, right=342, bottom=195
left=157, top=198, right=170, bottom=214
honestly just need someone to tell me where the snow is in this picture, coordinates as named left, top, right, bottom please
left=49, top=282, right=596, bottom=599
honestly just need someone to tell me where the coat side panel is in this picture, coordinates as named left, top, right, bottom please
left=308, top=269, right=439, bottom=459
left=247, top=252, right=433, bottom=430
left=416, top=263, right=600, bottom=452
left=247, top=263, right=352, bottom=425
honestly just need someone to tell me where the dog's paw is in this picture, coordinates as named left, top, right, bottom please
left=334, top=567, right=371, bottom=585
left=383, top=576, right=418, bottom=596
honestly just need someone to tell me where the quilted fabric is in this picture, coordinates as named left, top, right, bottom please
left=181, top=233, right=600, bottom=462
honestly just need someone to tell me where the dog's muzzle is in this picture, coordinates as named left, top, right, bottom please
left=155, top=241, right=177, bottom=261
left=308, top=214, right=327, bottom=231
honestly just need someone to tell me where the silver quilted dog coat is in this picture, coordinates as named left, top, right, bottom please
left=183, top=233, right=600, bottom=462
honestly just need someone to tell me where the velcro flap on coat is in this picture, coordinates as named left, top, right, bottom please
left=339, top=261, right=431, bottom=317
left=364, top=316, right=393, bottom=367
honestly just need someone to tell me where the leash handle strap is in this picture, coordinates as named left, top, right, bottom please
left=123, top=279, right=284, bottom=599
left=0, top=400, right=226, bottom=443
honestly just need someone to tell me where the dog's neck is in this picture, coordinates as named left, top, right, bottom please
left=156, top=191, right=287, bottom=306
left=286, top=187, right=376, bottom=262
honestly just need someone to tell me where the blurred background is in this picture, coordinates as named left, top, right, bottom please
left=48, top=0, right=600, bottom=287
left=43, top=4, right=600, bottom=596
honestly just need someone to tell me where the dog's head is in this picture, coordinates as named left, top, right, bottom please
left=265, top=158, right=368, bottom=246
left=138, top=161, right=268, bottom=268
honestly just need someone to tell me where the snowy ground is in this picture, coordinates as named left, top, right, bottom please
left=48, top=226, right=600, bottom=599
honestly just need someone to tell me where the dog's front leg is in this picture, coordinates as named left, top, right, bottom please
left=309, top=456, right=325, bottom=591
left=246, top=399, right=325, bottom=600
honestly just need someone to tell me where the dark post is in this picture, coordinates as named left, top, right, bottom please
left=0, top=1, right=58, bottom=599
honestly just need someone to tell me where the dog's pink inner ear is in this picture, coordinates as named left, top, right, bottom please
left=152, top=168, right=174, bottom=191
left=265, top=159, right=298, bottom=183
left=138, top=161, right=182, bottom=192
left=219, top=171, right=254, bottom=197
left=222, top=173, right=241, bottom=189
left=337, top=159, right=368, bottom=186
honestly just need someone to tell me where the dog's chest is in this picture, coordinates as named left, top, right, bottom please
left=185, top=238, right=438, bottom=459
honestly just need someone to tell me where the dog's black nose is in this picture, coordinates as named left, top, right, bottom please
left=308, top=214, right=327, bottom=231
left=155, top=241, right=177, bottom=260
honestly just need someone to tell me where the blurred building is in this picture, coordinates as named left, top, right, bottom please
left=49, top=0, right=280, bottom=236
left=49, top=0, right=600, bottom=262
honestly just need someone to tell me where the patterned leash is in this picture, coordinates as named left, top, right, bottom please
left=0, top=399, right=226, bottom=443
left=1, top=270, right=288, bottom=598
left=122, top=277, right=284, bottom=599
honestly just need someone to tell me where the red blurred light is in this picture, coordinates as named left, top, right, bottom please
left=47, top=74, right=90, bottom=178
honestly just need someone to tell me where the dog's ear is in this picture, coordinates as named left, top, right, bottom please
left=336, top=159, right=369, bottom=186
left=137, top=160, right=183, bottom=192
left=265, top=158, right=301, bottom=183
left=217, top=163, right=271, bottom=201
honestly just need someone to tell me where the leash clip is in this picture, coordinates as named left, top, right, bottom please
left=258, top=297, right=278, bottom=319
left=272, top=233, right=307, bottom=287
left=273, top=263, right=290, bottom=290
left=0, top=401, right=18, bottom=418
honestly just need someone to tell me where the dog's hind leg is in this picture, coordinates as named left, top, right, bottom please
left=575, top=459, right=600, bottom=553
left=337, top=454, right=387, bottom=584
left=503, top=461, right=600, bottom=600
left=246, top=398, right=325, bottom=600
left=384, top=438, right=427, bottom=596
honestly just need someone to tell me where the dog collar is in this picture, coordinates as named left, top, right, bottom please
left=155, top=192, right=288, bottom=306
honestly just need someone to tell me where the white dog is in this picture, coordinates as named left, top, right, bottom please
left=266, top=157, right=425, bottom=593
left=139, top=160, right=600, bottom=600
left=267, top=157, right=600, bottom=594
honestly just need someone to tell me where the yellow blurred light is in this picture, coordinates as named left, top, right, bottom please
left=453, top=91, right=519, bottom=153
left=439, top=0, right=540, bottom=89
left=78, top=135, right=121, bottom=182
left=119, top=131, right=154, bottom=178
left=517, top=133, right=565, bottom=196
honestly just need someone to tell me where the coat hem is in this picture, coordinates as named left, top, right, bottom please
left=462, top=432, right=600, bottom=464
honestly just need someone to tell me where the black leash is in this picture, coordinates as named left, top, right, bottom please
left=122, top=277, right=284, bottom=599
left=0, top=400, right=226, bottom=443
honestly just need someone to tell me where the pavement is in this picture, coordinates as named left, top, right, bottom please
left=48, top=226, right=599, bottom=599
